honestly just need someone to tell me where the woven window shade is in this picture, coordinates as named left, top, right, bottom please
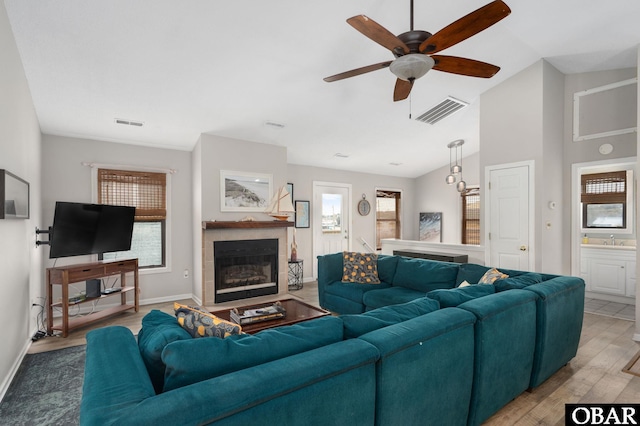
left=98, top=169, right=166, bottom=221
left=581, top=171, right=626, bottom=204
left=462, top=188, right=480, bottom=245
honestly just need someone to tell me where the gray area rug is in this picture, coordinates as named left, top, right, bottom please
left=0, top=345, right=84, bottom=426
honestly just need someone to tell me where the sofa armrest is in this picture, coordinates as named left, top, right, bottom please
left=317, top=253, right=344, bottom=307
left=524, top=277, right=585, bottom=387
left=102, top=339, right=380, bottom=425
left=80, top=326, right=156, bottom=426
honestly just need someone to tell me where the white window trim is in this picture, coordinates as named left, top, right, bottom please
left=88, top=163, right=173, bottom=275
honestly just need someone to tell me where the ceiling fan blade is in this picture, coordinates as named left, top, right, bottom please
left=347, top=15, right=410, bottom=55
left=419, top=0, right=511, bottom=54
left=432, top=55, right=500, bottom=78
left=393, top=79, right=413, bottom=102
left=324, top=61, right=393, bottom=82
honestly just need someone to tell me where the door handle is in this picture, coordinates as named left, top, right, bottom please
left=520, top=245, right=527, bottom=251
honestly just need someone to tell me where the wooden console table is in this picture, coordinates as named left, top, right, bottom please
left=46, top=258, right=139, bottom=337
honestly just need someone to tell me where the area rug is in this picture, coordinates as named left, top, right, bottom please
left=0, top=345, right=84, bottom=425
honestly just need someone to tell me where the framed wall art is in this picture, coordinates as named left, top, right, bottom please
left=295, top=200, right=310, bottom=228
left=419, top=212, right=442, bottom=242
left=286, top=182, right=294, bottom=204
left=220, top=170, right=272, bottom=212
left=0, top=169, right=29, bottom=219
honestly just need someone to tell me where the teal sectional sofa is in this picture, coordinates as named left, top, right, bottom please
left=80, top=253, right=584, bottom=426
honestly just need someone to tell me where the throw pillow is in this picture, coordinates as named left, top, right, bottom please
left=174, top=302, right=242, bottom=338
left=458, top=280, right=471, bottom=287
left=478, top=268, right=509, bottom=284
left=342, top=252, right=381, bottom=284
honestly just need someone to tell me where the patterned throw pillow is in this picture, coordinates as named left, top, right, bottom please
left=342, top=252, right=381, bottom=284
left=478, top=268, right=509, bottom=284
left=174, top=302, right=242, bottom=338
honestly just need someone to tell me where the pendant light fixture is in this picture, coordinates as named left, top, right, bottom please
left=446, top=139, right=467, bottom=192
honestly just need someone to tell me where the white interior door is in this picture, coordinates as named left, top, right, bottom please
left=312, top=181, right=352, bottom=278
left=487, top=163, right=533, bottom=270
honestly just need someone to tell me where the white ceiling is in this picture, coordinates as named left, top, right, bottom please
left=4, top=0, right=640, bottom=178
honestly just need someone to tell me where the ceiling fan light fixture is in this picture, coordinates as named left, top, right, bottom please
left=389, top=54, right=435, bottom=81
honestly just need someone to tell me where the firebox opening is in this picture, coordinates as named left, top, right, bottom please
left=214, top=238, right=278, bottom=303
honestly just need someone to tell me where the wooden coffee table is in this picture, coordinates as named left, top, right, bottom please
left=210, top=298, right=330, bottom=334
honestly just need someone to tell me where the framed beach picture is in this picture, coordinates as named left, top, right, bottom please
left=295, top=200, right=310, bottom=228
left=220, top=170, right=272, bottom=212
left=419, top=212, right=442, bottom=242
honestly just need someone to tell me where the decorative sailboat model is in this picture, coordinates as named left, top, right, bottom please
left=265, top=185, right=295, bottom=221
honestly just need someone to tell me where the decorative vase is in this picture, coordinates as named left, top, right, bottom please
left=291, top=229, right=297, bottom=261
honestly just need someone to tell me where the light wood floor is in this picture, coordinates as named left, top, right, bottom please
left=28, top=282, right=640, bottom=425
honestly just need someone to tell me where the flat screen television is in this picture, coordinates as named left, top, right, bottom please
left=49, top=201, right=135, bottom=259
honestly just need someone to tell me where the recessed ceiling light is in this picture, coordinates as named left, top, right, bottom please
left=114, top=118, right=144, bottom=127
left=334, top=153, right=349, bottom=158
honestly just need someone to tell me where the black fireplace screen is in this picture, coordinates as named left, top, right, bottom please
left=214, top=239, right=278, bottom=303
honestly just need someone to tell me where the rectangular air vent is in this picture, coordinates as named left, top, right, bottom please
left=415, top=97, right=468, bottom=125
left=115, top=118, right=144, bottom=127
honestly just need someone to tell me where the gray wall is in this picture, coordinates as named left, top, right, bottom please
left=414, top=152, right=480, bottom=244
left=480, top=59, right=566, bottom=274
left=0, top=2, right=43, bottom=397
left=41, top=135, right=194, bottom=303
left=287, top=164, right=416, bottom=278
left=191, top=134, right=289, bottom=300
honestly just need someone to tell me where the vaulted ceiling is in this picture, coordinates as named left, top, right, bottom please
left=5, top=0, right=640, bottom=177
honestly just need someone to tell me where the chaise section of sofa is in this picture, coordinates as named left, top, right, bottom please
left=457, top=290, right=538, bottom=426
left=358, top=307, right=477, bottom=426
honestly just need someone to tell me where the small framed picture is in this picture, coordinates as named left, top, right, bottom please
left=295, top=200, right=310, bottom=228
left=286, top=183, right=294, bottom=205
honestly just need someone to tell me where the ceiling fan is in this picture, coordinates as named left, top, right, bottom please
left=324, top=0, right=511, bottom=102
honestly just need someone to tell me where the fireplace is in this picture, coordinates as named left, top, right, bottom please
left=214, top=239, right=278, bottom=303
left=202, top=221, right=291, bottom=306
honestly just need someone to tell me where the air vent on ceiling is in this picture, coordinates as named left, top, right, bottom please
left=415, top=97, right=468, bottom=125
left=115, top=118, right=144, bottom=127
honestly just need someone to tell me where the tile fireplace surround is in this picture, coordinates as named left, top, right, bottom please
left=202, top=221, right=292, bottom=306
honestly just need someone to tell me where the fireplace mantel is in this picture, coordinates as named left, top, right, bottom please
left=202, top=221, right=293, bottom=230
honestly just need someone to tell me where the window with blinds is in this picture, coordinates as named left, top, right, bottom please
left=98, top=168, right=167, bottom=268
left=581, top=171, right=627, bottom=229
left=461, top=188, right=480, bottom=245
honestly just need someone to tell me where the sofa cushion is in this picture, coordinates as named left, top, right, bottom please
left=456, top=263, right=491, bottom=286
left=174, top=302, right=242, bottom=338
left=494, top=273, right=543, bottom=291
left=478, top=268, right=509, bottom=284
left=325, top=280, right=392, bottom=305
left=342, top=252, right=381, bottom=284
left=427, top=285, right=496, bottom=308
left=162, top=315, right=344, bottom=392
left=392, top=257, right=458, bottom=292
left=377, top=255, right=399, bottom=283
left=341, top=297, right=440, bottom=338
left=362, top=287, right=426, bottom=310
left=137, top=310, right=192, bottom=393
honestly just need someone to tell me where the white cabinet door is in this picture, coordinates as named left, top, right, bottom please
left=626, top=260, right=636, bottom=297
left=589, top=258, right=627, bottom=296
